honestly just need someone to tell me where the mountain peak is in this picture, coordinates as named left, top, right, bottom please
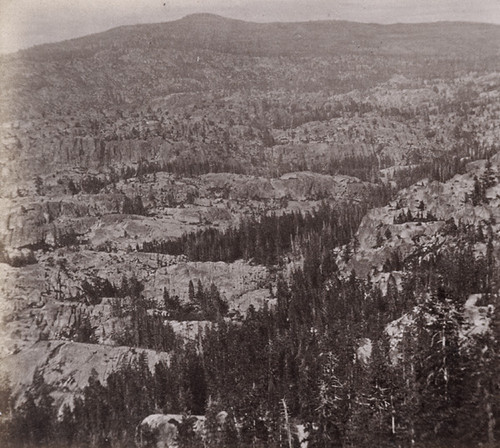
left=179, top=13, right=242, bottom=24
left=182, top=13, right=225, bottom=19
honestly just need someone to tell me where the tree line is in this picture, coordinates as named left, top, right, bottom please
left=139, top=201, right=367, bottom=266
left=1, top=212, right=497, bottom=447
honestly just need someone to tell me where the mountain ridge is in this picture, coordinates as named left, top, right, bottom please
left=3, top=13, right=500, bottom=59
left=1, top=13, right=499, bottom=122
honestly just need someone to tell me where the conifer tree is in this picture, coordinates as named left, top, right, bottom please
left=414, top=287, right=465, bottom=444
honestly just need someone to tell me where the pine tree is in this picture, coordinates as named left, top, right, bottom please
left=461, top=299, right=500, bottom=446
left=313, top=351, right=348, bottom=447
left=481, top=159, right=496, bottom=191
left=394, top=328, right=419, bottom=447
left=0, top=377, right=13, bottom=448
left=57, top=403, right=77, bottom=446
left=471, top=175, right=485, bottom=205
left=12, top=370, right=56, bottom=446
left=188, top=280, right=195, bottom=302
left=414, top=287, right=465, bottom=444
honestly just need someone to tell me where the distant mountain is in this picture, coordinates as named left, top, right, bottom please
left=1, top=15, right=499, bottom=119
left=12, top=14, right=500, bottom=58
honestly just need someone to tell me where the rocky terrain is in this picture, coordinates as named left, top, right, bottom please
left=0, top=14, right=499, bottom=448
left=344, top=155, right=500, bottom=277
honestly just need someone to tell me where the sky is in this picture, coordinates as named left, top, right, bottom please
left=1, top=0, right=499, bottom=54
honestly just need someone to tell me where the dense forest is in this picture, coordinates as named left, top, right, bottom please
left=1, top=202, right=498, bottom=448
left=139, top=201, right=367, bottom=265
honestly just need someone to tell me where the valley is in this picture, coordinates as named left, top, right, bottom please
left=0, top=13, right=499, bottom=448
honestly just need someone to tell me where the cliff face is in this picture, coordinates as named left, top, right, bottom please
left=0, top=171, right=376, bottom=250
left=344, top=157, right=500, bottom=278
left=0, top=341, right=171, bottom=409
left=1, top=134, right=173, bottom=180
left=0, top=248, right=270, bottom=354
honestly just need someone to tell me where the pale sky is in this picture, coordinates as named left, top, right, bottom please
left=1, top=0, right=499, bottom=54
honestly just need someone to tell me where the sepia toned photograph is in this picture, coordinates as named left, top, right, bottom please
left=0, top=1, right=499, bottom=447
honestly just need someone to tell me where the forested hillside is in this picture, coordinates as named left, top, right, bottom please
left=0, top=14, right=499, bottom=448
